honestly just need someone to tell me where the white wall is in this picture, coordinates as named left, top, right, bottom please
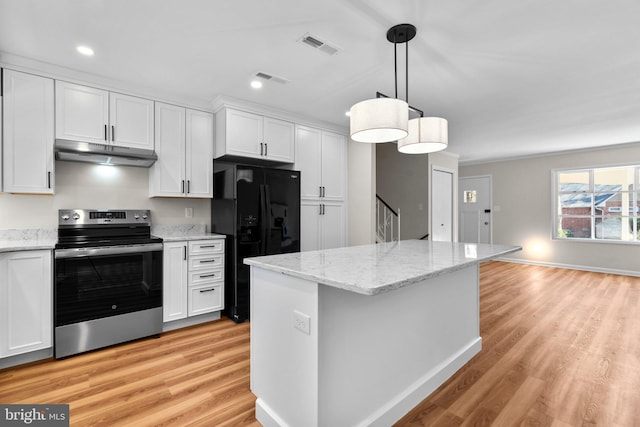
left=376, top=143, right=429, bottom=240
left=460, top=143, right=640, bottom=275
left=348, top=141, right=376, bottom=246
left=0, top=161, right=210, bottom=229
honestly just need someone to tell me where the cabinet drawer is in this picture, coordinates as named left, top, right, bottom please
left=188, top=284, right=223, bottom=316
left=189, top=268, right=224, bottom=286
left=189, top=254, right=223, bottom=270
left=189, top=239, right=224, bottom=254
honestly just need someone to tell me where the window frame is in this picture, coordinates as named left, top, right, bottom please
left=552, top=164, right=640, bottom=244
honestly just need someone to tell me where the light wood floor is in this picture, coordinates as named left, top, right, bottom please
left=1, top=261, right=639, bottom=426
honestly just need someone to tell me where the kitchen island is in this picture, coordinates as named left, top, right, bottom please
left=245, top=240, right=521, bottom=427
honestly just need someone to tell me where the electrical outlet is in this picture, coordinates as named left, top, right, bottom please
left=293, top=310, right=311, bottom=335
left=185, top=207, right=193, bottom=218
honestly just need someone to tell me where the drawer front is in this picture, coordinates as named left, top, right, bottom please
left=188, top=284, right=223, bottom=316
left=189, top=268, right=224, bottom=286
left=189, top=239, right=224, bottom=255
left=189, top=254, right=223, bottom=271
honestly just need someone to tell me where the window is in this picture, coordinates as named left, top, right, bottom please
left=554, top=165, right=640, bottom=242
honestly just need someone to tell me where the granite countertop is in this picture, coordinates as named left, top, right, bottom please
left=151, top=224, right=226, bottom=242
left=244, top=240, right=521, bottom=296
left=0, top=229, right=57, bottom=253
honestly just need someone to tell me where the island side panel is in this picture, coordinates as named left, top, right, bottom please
left=250, top=267, right=320, bottom=427
left=318, top=263, right=481, bottom=427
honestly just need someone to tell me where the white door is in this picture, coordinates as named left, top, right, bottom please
left=432, top=169, right=454, bottom=241
left=459, top=176, right=492, bottom=244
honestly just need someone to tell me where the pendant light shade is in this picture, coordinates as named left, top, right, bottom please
left=397, top=117, right=448, bottom=154
left=350, top=97, right=409, bottom=143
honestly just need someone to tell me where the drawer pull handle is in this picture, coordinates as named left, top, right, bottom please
left=199, top=274, right=216, bottom=278
left=199, top=288, right=216, bottom=293
left=200, top=245, right=217, bottom=249
left=200, top=259, right=215, bottom=263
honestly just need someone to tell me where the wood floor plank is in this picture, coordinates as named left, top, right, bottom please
left=2, top=261, right=639, bottom=426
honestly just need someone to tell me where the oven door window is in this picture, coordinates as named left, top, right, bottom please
left=55, top=251, right=162, bottom=326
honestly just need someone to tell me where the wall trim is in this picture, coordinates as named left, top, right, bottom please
left=494, top=257, right=640, bottom=277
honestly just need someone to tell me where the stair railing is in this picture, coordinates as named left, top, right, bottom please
left=376, top=195, right=400, bottom=243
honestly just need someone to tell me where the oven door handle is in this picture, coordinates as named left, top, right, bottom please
left=55, top=243, right=164, bottom=259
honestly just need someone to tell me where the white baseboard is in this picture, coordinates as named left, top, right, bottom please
left=161, top=311, right=221, bottom=332
left=495, top=257, right=640, bottom=277
left=255, top=398, right=291, bottom=427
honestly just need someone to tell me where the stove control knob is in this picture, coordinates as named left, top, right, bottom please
left=61, top=215, right=70, bottom=221
left=72, top=213, right=80, bottom=220
left=134, top=214, right=140, bottom=220
left=142, top=214, right=148, bottom=220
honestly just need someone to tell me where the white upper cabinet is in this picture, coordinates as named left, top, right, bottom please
left=185, top=109, right=214, bottom=198
left=215, top=107, right=294, bottom=163
left=109, top=92, right=154, bottom=149
left=150, top=102, right=212, bottom=198
left=2, top=69, right=55, bottom=194
left=295, top=125, right=346, bottom=201
left=55, top=81, right=154, bottom=149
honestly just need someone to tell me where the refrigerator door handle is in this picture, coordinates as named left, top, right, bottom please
left=259, top=184, right=268, bottom=254
left=264, top=184, right=272, bottom=253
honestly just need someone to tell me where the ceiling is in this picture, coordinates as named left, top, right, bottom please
left=1, top=0, right=639, bottom=164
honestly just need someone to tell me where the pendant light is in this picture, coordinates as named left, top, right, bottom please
left=349, top=24, right=416, bottom=144
left=397, top=117, right=448, bottom=154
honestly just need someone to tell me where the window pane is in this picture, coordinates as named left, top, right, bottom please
left=559, top=193, right=592, bottom=215
left=595, top=217, right=622, bottom=240
left=594, top=167, right=634, bottom=191
left=558, top=171, right=589, bottom=193
left=559, top=216, right=591, bottom=238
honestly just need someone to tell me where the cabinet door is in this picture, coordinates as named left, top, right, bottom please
left=321, top=203, right=346, bottom=250
left=55, top=81, right=109, bottom=144
left=223, top=109, right=262, bottom=159
left=295, top=125, right=323, bottom=199
left=186, top=109, right=213, bottom=198
left=301, top=201, right=321, bottom=252
left=163, top=242, right=188, bottom=322
left=0, top=250, right=52, bottom=358
left=109, top=92, right=154, bottom=149
left=263, top=116, right=294, bottom=163
left=150, top=103, right=186, bottom=197
left=2, top=70, right=54, bottom=194
left=321, top=131, right=346, bottom=201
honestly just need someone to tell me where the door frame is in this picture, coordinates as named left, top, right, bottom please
left=458, top=174, right=493, bottom=244
left=429, top=165, right=458, bottom=242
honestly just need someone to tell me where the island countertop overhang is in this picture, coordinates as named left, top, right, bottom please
left=244, top=240, right=521, bottom=296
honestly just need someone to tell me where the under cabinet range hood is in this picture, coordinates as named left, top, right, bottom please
left=54, top=139, right=158, bottom=168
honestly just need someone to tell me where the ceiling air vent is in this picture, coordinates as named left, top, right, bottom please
left=300, top=33, right=341, bottom=56
left=254, top=71, right=289, bottom=85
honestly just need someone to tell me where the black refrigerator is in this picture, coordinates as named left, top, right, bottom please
left=211, top=163, right=300, bottom=323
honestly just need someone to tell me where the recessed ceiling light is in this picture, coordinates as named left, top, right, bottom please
left=345, top=111, right=351, bottom=117
left=250, top=80, right=263, bottom=89
left=76, top=45, right=95, bottom=56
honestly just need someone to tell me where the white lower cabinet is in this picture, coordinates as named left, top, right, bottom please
left=163, top=238, right=224, bottom=322
left=301, top=201, right=346, bottom=252
left=0, top=250, right=52, bottom=358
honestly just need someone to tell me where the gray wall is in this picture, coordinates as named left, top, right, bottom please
left=376, top=143, right=429, bottom=240
left=0, top=161, right=210, bottom=229
left=460, top=143, right=640, bottom=274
